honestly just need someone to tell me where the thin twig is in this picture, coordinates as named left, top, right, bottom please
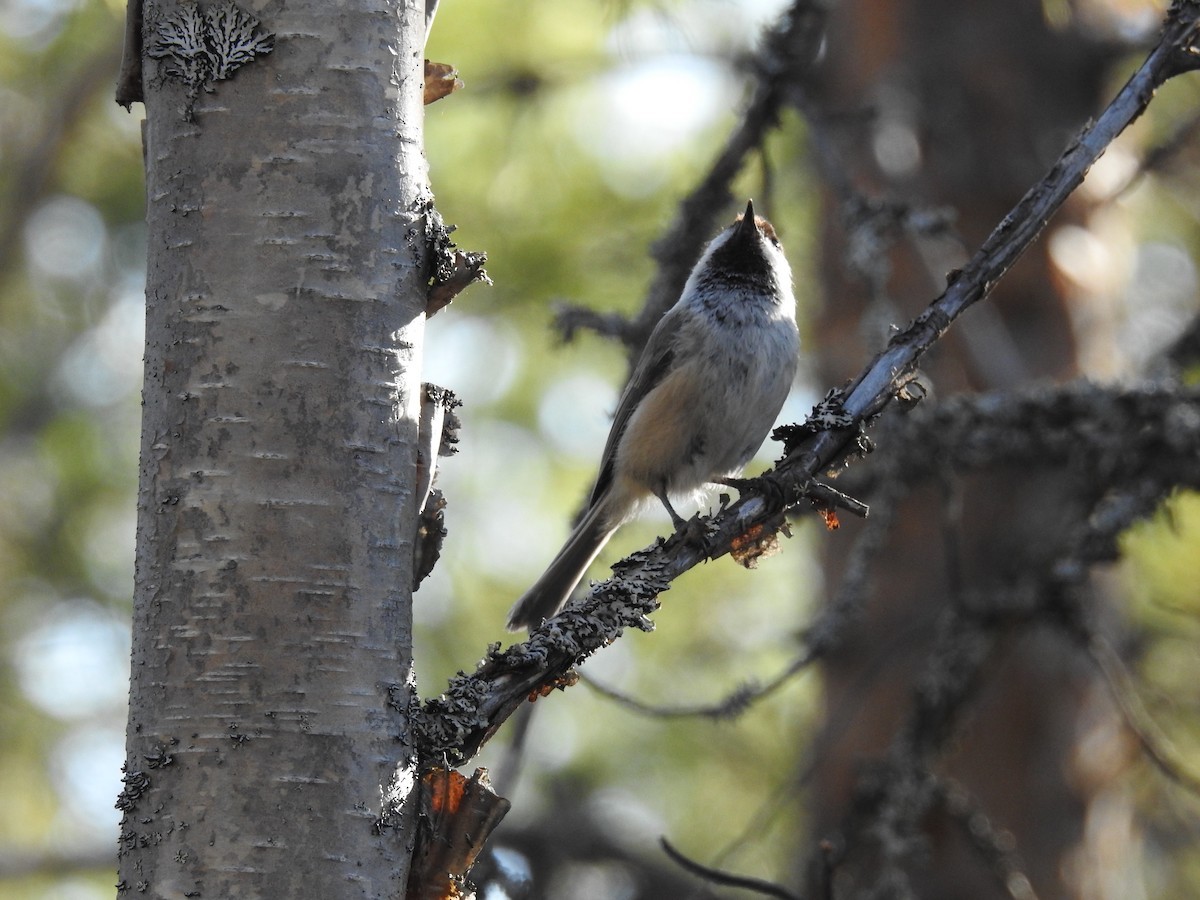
left=1086, top=635, right=1200, bottom=800
left=581, top=645, right=820, bottom=720
left=1110, top=106, right=1200, bottom=199
left=661, top=838, right=802, bottom=900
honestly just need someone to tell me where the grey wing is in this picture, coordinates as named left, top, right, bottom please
left=587, top=313, right=681, bottom=507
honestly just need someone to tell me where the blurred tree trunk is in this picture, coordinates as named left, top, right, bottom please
left=118, top=1, right=429, bottom=895
left=808, top=1, right=1122, bottom=897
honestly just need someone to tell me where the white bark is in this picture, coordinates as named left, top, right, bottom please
left=120, top=1, right=428, bottom=895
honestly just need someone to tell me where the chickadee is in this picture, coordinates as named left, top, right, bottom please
left=507, top=200, right=799, bottom=630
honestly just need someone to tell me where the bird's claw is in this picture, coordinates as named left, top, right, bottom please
left=715, top=474, right=787, bottom=511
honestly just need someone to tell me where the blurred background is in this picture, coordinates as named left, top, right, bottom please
left=3, top=0, right=1200, bottom=897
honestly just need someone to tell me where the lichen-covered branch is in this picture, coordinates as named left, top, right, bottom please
left=424, top=202, right=490, bottom=316
left=414, top=382, right=1200, bottom=764
left=772, top=0, right=1200, bottom=499
left=414, top=1, right=1200, bottom=769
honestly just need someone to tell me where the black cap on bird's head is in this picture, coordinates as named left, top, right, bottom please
left=722, top=198, right=782, bottom=258
left=698, top=198, right=788, bottom=289
left=730, top=198, right=780, bottom=246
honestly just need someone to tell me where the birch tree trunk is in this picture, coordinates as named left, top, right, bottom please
left=118, top=1, right=429, bottom=895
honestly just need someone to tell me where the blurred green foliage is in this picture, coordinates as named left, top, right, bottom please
left=0, top=0, right=821, bottom=894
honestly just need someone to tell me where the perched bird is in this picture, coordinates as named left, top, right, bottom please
left=507, top=200, right=799, bottom=630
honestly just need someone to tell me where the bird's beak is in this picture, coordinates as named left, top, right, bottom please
left=734, top=199, right=757, bottom=240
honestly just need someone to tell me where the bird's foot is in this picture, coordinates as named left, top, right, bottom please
left=715, top=474, right=786, bottom=512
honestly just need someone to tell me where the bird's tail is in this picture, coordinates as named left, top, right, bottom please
left=506, top=502, right=616, bottom=631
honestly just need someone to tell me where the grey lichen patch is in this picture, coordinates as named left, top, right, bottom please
left=148, top=0, right=275, bottom=120
left=204, top=2, right=274, bottom=78
left=412, top=577, right=665, bottom=766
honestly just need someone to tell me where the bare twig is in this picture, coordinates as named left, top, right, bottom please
left=1111, top=106, right=1200, bottom=199
left=0, top=843, right=114, bottom=880
left=1086, top=635, right=1200, bottom=799
left=552, top=303, right=641, bottom=346
left=661, top=838, right=802, bottom=900
left=581, top=644, right=820, bottom=720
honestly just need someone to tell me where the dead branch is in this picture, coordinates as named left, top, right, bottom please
left=660, top=838, right=802, bottom=900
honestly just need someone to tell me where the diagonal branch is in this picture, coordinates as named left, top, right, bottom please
left=1086, top=633, right=1200, bottom=799
left=413, top=1, right=1200, bottom=769
left=772, top=0, right=1200, bottom=496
